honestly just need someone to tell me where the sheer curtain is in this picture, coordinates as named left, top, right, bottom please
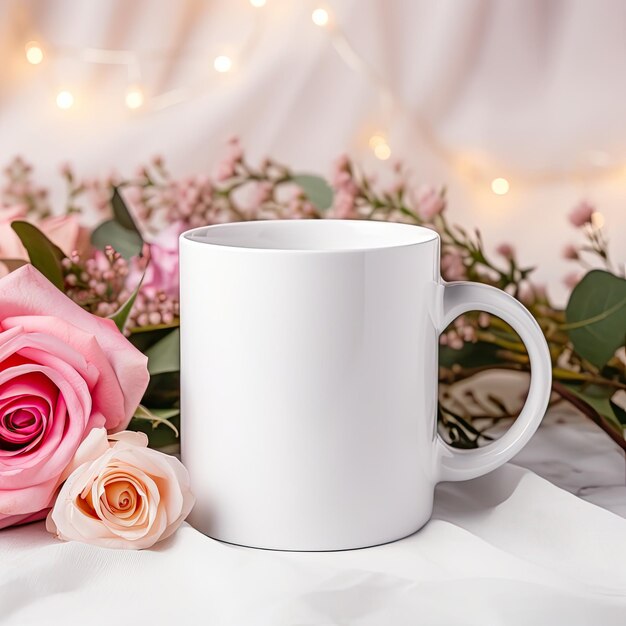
left=1, top=0, right=624, bottom=300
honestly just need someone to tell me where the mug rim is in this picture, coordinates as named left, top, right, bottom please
left=180, top=219, right=439, bottom=254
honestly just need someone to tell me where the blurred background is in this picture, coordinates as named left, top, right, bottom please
left=1, top=0, right=625, bottom=302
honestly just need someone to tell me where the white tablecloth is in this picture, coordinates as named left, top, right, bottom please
left=1, top=408, right=625, bottom=625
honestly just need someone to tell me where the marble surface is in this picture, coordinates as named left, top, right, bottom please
left=514, top=409, right=626, bottom=516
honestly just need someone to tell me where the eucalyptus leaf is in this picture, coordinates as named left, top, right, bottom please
left=145, top=328, right=180, bottom=376
left=91, top=219, right=143, bottom=259
left=112, top=187, right=141, bottom=233
left=10, top=221, right=65, bottom=290
left=292, top=174, right=334, bottom=210
left=565, top=270, right=626, bottom=368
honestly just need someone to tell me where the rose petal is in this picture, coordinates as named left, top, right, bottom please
left=58, top=427, right=110, bottom=483
left=0, top=507, right=48, bottom=530
left=0, top=372, right=60, bottom=463
left=0, top=364, right=90, bottom=487
left=0, top=320, right=128, bottom=430
left=0, top=474, right=59, bottom=516
left=0, top=266, right=148, bottom=426
left=108, top=431, right=149, bottom=447
left=38, top=214, right=80, bottom=257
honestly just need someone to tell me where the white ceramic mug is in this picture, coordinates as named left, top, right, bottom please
left=180, top=219, right=551, bottom=551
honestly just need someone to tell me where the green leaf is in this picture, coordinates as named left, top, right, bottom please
left=112, top=187, right=140, bottom=233
left=10, top=221, right=65, bottom=290
left=292, top=174, right=334, bottom=210
left=565, top=270, right=626, bottom=368
left=128, top=324, right=179, bottom=353
left=145, top=328, right=180, bottom=376
left=149, top=407, right=180, bottom=419
left=143, top=372, right=180, bottom=408
left=91, top=219, right=143, bottom=260
left=108, top=272, right=143, bottom=332
left=563, top=383, right=624, bottom=432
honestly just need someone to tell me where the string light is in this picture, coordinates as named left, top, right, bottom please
left=17, top=6, right=626, bottom=194
left=368, top=134, right=386, bottom=149
left=125, top=85, right=144, bottom=109
left=55, top=90, right=74, bottom=109
left=374, top=143, right=391, bottom=160
left=368, top=133, right=391, bottom=160
left=213, top=55, right=233, bottom=73
left=25, top=41, right=44, bottom=65
left=490, top=177, right=510, bottom=195
left=374, top=144, right=391, bottom=160
left=311, top=8, right=330, bottom=27
left=18, top=3, right=264, bottom=114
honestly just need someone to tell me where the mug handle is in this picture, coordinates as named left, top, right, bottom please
left=436, top=281, right=552, bottom=482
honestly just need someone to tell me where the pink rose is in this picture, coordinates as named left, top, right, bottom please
left=0, top=206, right=29, bottom=259
left=0, top=265, right=149, bottom=529
left=39, top=214, right=81, bottom=255
left=46, top=429, right=194, bottom=549
left=0, top=207, right=82, bottom=259
left=416, top=185, right=445, bottom=221
left=568, top=201, right=595, bottom=228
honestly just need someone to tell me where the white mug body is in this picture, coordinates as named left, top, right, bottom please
left=180, top=220, right=551, bottom=551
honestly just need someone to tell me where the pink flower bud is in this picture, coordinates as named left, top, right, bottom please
left=416, top=185, right=445, bottom=221
left=334, top=154, right=350, bottom=172
left=562, top=244, right=579, bottom=260
left=496, top=243, right=515, bottom=260
left=568, top=201, right=595, bottom=227
left=441, top=250, right=466, bottom=281
left=215, top=161, right=235, bottom=182
left=59, top=162, right=73, bottom=179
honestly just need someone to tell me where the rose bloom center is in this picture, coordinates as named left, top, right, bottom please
left=0, top=392, right=49, bottom=452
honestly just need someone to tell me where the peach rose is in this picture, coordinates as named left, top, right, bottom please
left=47, top=429, right=194, bottom=549
left=0, top=265, right=149, bottom=529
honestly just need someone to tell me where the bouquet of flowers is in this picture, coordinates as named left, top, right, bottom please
left=0, top=141, right=624, bottom=547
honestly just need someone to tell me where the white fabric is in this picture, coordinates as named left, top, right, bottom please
left=1, top=409, right=625, bottom=625
left=1, top=0, right=625, bottom=302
